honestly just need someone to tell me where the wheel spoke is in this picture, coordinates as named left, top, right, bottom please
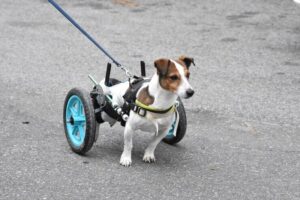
left=69, top=106, right=78, bottom=117
left=66, top=123, right=74, bottom=133
left=72, top=126, right=78, bottom=137
left=78, top=101, right=84, bottom=116
left=78, top=125, right=85, bottom=142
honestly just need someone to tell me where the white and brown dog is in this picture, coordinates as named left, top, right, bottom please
left=100, top=56, right=194, bottom=166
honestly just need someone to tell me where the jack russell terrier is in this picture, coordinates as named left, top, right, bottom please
left=100, top=56, right=195, bottom=166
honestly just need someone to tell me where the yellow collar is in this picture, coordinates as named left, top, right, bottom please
left=135, top=100, right=175, bottom=114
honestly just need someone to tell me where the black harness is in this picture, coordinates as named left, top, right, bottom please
left=123, top=77, right=148, bottom=105
left=93, top=77, right=174, bottom=126
left=122, top=77, right=174, bottom=118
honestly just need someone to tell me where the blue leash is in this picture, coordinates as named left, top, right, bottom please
left=48, top=0, right=122, bottom=67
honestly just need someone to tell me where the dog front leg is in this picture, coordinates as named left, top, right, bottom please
left=143, top=128, right=168, bottom=163
left=120, top=123, right=134, bottom=167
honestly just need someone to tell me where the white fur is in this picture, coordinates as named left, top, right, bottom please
left=99, top=60, right=192, bottom=166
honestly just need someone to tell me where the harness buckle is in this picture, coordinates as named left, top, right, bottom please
left=133, top=105, right=147, bottom=117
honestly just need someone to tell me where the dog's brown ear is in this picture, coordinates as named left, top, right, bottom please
left=179, top=56, right=195, bottom=68
left=154, top=58, right=170, bottom=77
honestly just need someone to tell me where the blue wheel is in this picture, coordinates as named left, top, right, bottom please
left=163, top=98, right=187, bottom=145
left=63, top=88, right=96, bottom=154
left=165, top=119, right=177, bottom=139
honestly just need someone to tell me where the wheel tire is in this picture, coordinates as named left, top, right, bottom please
left=163, top=98, right=187, bottom=145
left=63, top=88, right=96, bottom=155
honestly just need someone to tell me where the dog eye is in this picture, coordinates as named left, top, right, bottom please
left=169, top=75, right=179, bottom=81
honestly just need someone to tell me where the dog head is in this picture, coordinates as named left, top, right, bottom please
left=154, top=56, right=195, bottom=99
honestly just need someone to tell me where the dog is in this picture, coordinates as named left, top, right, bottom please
left=99, top=56, right=194, bottom=166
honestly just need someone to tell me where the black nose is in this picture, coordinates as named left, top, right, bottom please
left=186, top=89, right=194, bottom=97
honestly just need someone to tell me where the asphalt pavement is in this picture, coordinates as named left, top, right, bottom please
left=0, top=0, right=300, bottom=199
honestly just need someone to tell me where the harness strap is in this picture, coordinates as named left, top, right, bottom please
left=131, top=100, right=175, bottom=117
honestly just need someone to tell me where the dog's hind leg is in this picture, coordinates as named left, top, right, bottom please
left=120, top=123, right=134, bottom=167
left=143, top=127, right=169, bottom=163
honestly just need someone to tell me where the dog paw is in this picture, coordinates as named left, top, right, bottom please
left=143, top=153, right=156, bottom=163
left=120, top=155, right=132, bottom=167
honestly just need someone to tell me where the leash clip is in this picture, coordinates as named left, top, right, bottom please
left=174, top=100, right=180, bottom=108
left=119, top=65, right=133, bottom=78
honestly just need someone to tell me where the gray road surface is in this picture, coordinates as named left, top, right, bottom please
left=0, top=0, right=300, bottom=199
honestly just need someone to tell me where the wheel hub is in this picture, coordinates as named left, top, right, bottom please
left=69, top=116, right=74, bottom=125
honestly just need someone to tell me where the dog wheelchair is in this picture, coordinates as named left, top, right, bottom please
left=48, top=0, right=188, bottom=155
left=63, top=62, right=187, bottom=155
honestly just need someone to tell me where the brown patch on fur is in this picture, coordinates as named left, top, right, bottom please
left=137, top=86, right=154, bottom=105
left=154, top=58, right=181, bottom=92
left=154, top=58, right=170, bottom=77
